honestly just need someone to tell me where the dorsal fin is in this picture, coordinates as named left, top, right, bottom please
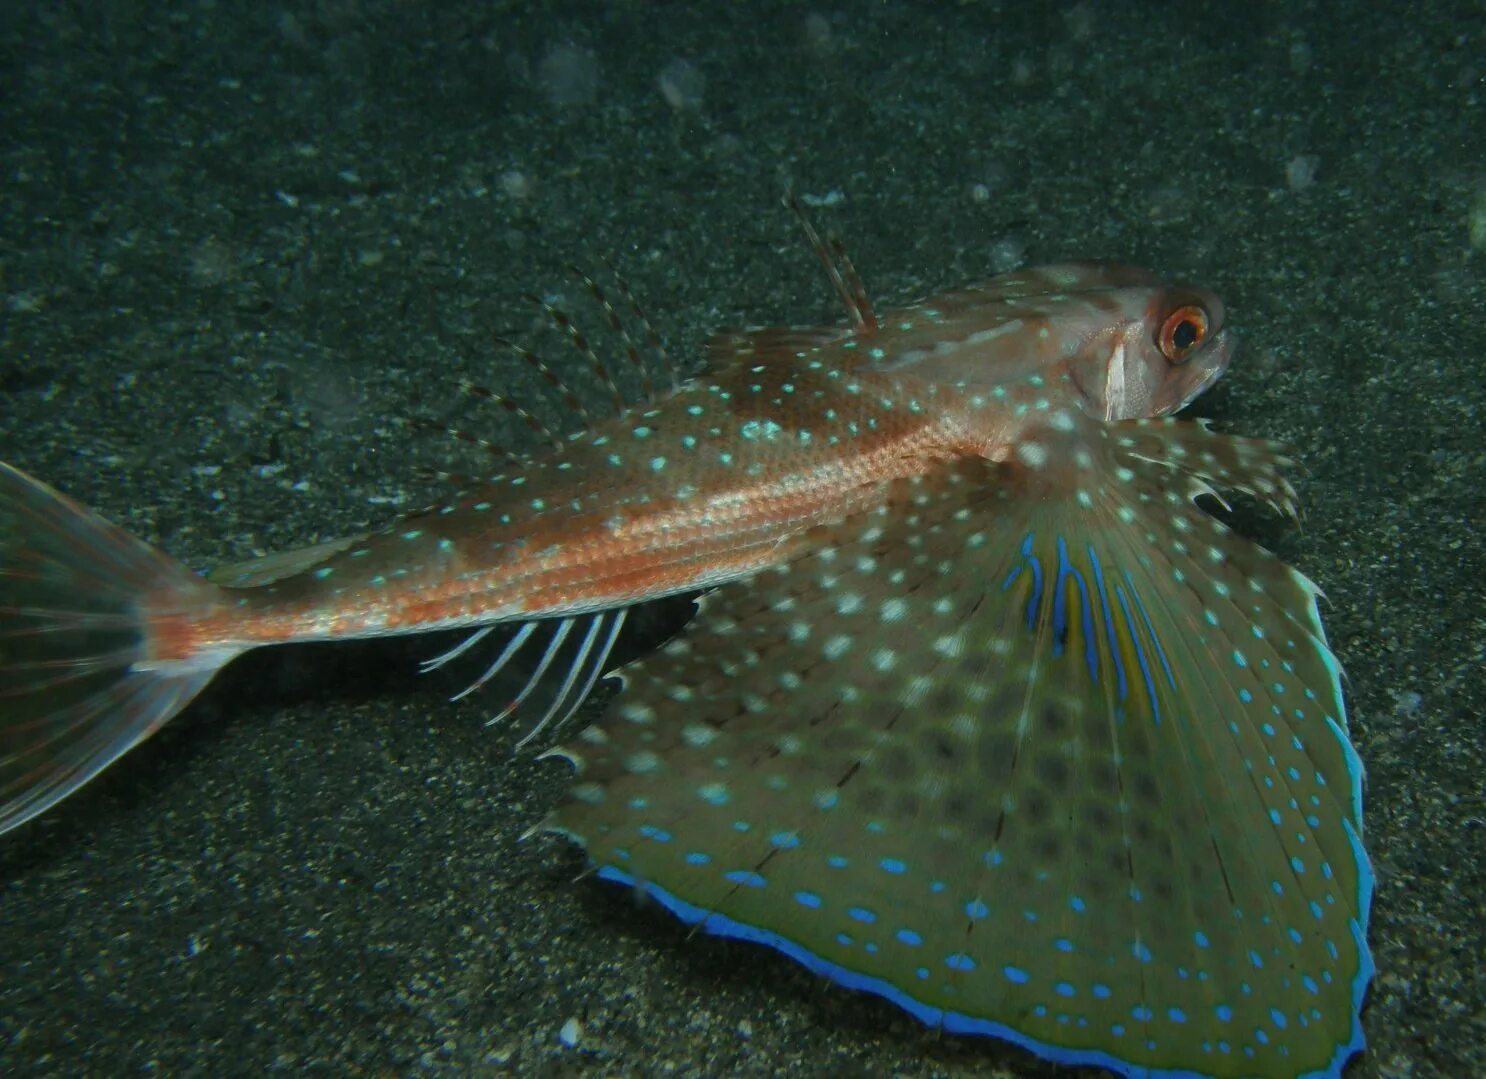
left=704, top=195, right=879, bottom=368
left=785, top=190, right=878, bottom=334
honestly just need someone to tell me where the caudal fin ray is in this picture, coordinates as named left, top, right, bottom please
left=1, top=662, right=222, bottom=835
left=1, top=463, right=235, bottom=836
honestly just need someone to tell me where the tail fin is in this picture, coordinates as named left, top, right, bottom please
left=0, top=462, right=238, bottom=836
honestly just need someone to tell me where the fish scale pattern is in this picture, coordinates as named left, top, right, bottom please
left=550, top=412, right=1371, bottom=1079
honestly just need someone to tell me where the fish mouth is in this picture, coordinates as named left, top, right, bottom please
left=1165, top=327, right=1235, bottom=416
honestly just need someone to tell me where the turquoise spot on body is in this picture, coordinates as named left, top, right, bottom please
left=739, top=418, right=784, bottom=441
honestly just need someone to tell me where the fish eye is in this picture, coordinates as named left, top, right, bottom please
left=1157, top=304, right=1209, bottom=363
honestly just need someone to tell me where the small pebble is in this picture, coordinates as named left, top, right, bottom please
left=1393, top=690, right=1424, bottom=717
left=1285, top=154, right=1320, bottom=191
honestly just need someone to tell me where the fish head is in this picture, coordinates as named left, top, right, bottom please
left=872, top=262, right=1233, bottom=422
left=1062, top=271, right=1234, bottom=421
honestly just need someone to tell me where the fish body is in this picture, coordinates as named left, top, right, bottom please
left=166, top=263, right=1228, bottom=649
left=25, top=262, right=1219, bottom=670
left=0, top=231, right=1371, bottom=1078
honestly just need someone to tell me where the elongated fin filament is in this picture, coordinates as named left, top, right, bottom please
left=784, top=190, right=878, bottom=333
left=451, top=621, right=538, bottom=702
left=515, top=608, right=626, bottom=750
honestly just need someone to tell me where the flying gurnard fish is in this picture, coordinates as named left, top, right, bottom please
left=0, top=203, right=1372, bottom=1078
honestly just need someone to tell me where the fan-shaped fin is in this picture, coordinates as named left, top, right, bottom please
left=550, top=416, right=1371, bottom=1079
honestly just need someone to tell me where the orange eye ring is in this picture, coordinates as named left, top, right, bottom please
left=1157, top=304, right=1210, bottom=363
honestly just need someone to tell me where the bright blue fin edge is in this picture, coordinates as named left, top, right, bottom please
left=595, top=850, right=1372, bottom=1079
